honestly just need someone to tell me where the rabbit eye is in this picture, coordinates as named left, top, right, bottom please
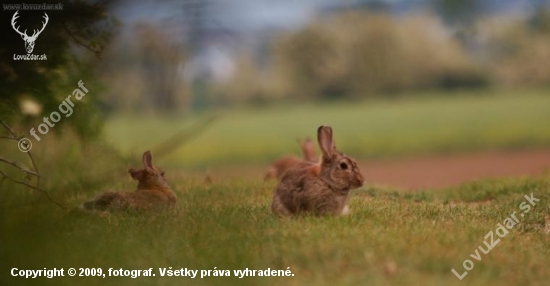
left=161, top=171, right=165, bottom=177
left=339, top=162, right=348, bottom=170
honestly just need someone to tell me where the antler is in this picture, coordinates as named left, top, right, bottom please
left=30, top=13, right=49, bottom=38
left=11, top=10, right=28, bottom=38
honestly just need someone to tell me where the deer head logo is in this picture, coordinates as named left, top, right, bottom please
left=11, top=11, right=49, bottom=54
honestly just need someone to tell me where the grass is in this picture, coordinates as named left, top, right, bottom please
left=2, top=89, right=550, bottom=285
left=1, top=175, right=549, bottom=286
left=104, top=89, right=550, bottom=169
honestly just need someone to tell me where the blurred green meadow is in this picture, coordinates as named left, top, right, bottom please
left=104, top=89, right=550, bottom=169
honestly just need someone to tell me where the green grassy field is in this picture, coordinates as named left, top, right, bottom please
left=104, top=89, right=550, bottom=168
left=1, top=176, right=550, bottom=286
left=2, top=89, right=550, bottom=286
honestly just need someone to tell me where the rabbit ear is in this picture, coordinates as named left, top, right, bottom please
left=300, top=138, right=317, bottom=161
left=303, top=138, right=314, bottom=149
left=142, top=151, right=155, bottom=172
left=296, top=137, right=311, bottom=146
left=129, top=168, right=144, bottom=181
left=317, top=126, right=334, bottom=160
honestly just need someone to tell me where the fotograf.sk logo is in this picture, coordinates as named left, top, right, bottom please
left=11, top=10, right=48, bottom=54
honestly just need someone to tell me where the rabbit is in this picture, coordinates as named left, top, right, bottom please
left=81, top=150, right=177, bottom=212
left=271, top=126, right=364, bottom=216
left=264, top=138, right=318, bottom=181
left=298, top=138, right=318, bottom=162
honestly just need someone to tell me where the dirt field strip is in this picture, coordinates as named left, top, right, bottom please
left=193, top=149, right=550, bottom=190
left=361, top=148, right=550, bottom=189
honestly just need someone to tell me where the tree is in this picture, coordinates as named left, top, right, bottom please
left=433, top=0, right=483, bottom=27
left=0, top=0, right=117, bottom=137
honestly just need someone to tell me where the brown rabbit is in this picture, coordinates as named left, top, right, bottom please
left=264, top=138, right=318, bottom=181
left=81, top=151, right=177, bottom=212
left=298, top=138, right=317, bottom=162
left=272, top=126, right=364, bottom=216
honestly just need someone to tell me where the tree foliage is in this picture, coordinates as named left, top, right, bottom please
left=0, top=0, right=117, bottom=138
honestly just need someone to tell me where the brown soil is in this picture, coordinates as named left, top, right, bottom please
left=359, top=149, right=550, bottom=190
left=186, top=149, right=550, bottom=190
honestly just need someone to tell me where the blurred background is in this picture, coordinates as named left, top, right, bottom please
left=4, top=3, right=550, bottom=284
left=2, top=0, right=550, bottom=193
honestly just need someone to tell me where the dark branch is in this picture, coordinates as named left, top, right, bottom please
left=0, top=170, right=66, bottom=209
left=0, top=121, right=19, bottom=138
left=1, top=120, right=47, bottom=205
left=26, top=150, right=40, bottom=183
left=0, top=135, right=18, bottom=140
left=1, top=120, right=41, bottom=182
left=61, top=22, right=103, bottom=58
left=0, top=157, right=44, bottom=179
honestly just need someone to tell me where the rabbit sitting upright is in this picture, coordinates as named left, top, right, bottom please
left=81, top=150, right=177, bottom=212
left=272, top=126, right=364, bottom=216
